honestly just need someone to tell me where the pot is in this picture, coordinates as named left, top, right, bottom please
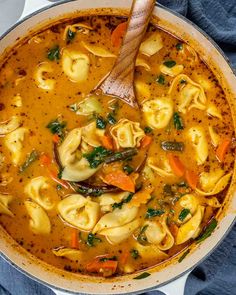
left=0, top=1, right=235, bottom=295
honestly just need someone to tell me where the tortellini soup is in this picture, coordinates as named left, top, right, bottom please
left=0, top=14, right=235, bottom=278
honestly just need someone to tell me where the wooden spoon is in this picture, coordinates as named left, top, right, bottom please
left=96, top=0, right=155, bottom=108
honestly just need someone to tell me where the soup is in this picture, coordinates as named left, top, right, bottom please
left=0, top=14, right=234, bottom=278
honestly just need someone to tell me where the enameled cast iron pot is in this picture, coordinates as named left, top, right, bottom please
left=0, top=1, right=235, bottom=295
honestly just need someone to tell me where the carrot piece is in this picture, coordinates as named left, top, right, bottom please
left=169, top=223, right=178, bottom=238
left=49, top=169, right=70, bottom=189
left=119, top=250, right=129, bottom=265
left=103, top=170, right=135, bottom=192
left=101, top=135, right=113, bottom=150
left=71, top=228, right=79, bottom=249
left=140, top=135, right=152, bottom=149
left=39, top=154, right=51, bottom=166
left=86, top=256, right=118, bottom=273
left=52, top=134, right=60, bottom=144
left=168, top=153, right=185, bottom=177
left=185, top=169, right=199, bottom=189
left=127, top=186, right=153, bottom=207
left=216, top=138, right=231, bottom=162
left=111, top=22, right=127, bottom=47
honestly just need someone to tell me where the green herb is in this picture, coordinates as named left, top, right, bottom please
left=69, top=103, right=78, bottom=112
left=179, top=208, right=190, bottom=221
left=133, top=272, right=151, bottom=280
left=56, top=184, right=62, bottom=190
left=19, top=150, right=39, bottom=173
left=112, top=193, right=133, bottom=210
left=84, top=146, right=112, bottom=168
left=107, top=113, right=117, bottom=125
left=130, top=249, right=140, bottom=260
left=137, top=225, right=149, bottom=245
left=163, top=60, right=176, bottom=68
left=46, top=118, right=66, bottom=137
left=161, top=141, right=184, bottom=152
left=105, top=148, right=138, bottom=164
left=99, top=256, right=117, bottom=262
left=67, top=29, right=76, bottom=42
left=196, top=218, right=218, bottom=243
left=180, top=79, right=186, bottom=84
left=156, top=74, right=165, bottom=85
left=146, top=208, right=165, bottom=219
left=96, top=116, right=107, bottom=129
left=57, top=168, right=63, bottom=179
left=144, top=126, right=153, bottom=134
left=176, top=43, right=183, bottom=51
left=123, top=165, right=134, bottom=175
left=173, top=112, right=184, bottom=130
left=178, top=249, right=190, bottom=263
left=87, top=233, right=102, bottom=247
left=47, top=45, right=60, bottom=61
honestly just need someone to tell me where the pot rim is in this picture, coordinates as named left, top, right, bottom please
left=0, top=1, right=235, bottom=294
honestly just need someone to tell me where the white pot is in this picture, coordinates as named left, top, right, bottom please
left=0, top=1, right=235, bottom=295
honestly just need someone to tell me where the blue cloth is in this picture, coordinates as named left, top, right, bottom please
left=0, top=0, right=236, bottom=294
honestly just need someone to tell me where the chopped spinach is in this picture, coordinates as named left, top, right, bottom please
left=112, top=193, right=133, bottom=210
left=196, top=218, right=218, bottom=243
left=57, top=168, right=63, bottom=179
left=96, top=116, right=107, bottom=129
left=156, top=74, right=165, bottom=85
left=19, top=150, right=39, bottom=173
left=123, top=164, right=134, bottom=175
left=144, top=126, right=153, bottom=134
left=84, top=146, right=112, bottom=168
left=176, top=43, right=183, bottom=51
left=137, top=225, right=149, bottom=245
left=47, top=45, right=60, bottom=61
left=179, top=208, right=190, bottom=221
left=46, top=118, right=66, bottom=138
left=130, top=249, right=140, bottom=260
left=180, top=79, right=186, bottom=84
left=163, top=60, right=176, bottom=68
left=178, top=249, right=190, bottom=263
left=56, top=184, right=63, bottom=190
left=161, top=141, right=184, bottom=152
left=67, top=29, right=76, bottom=42
left=145, top=208, right=165, bottom=219
left=87, top=233, right=101, bottom=247
left=107, top=113, right=117, bottom=125
left=133, top=272, right=151, bottom=280
left=173, top=112, right=184, bottom=130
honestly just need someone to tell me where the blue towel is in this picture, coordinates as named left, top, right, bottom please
left=0, top=1, right=236, bottom=294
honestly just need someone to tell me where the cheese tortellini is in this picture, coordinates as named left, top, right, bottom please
left=58, top=194, right=100, bottom=231
left=5, top=127, right=28, bottom=165
left=143, top=97, right=174, bottom=129
left=135, top=243, right=168, bottom=260
left=0, top=116, right=21, bottom=135
left=159, top=64, right=184, bottom=77
left=82, top=121, right=105, bottom=147
left=98, top=191, right=130, bottom=212
left=52, top=247, right=83, bottom=261
left=25, top=200, right=51, bottom=235
left=35, top=62, right=55, bottom=90
left=147, top=156, right=174, bottom=177
left=168, top=74, right=207, bottom=114
left=62, top=49, right=90, bottom=82
left=81, top=41, right=116, bottom=57
left=0, top=194, right=14, bottom=217
left=208, top=126, right=220, bottom=147
left=139, top=32, right=163, bottom=56
left=24, top=176, right=55, bottom=210
left=207, top=104, right=222, bottom=120
left=187, top=127, right=208, bottom=165
left=110, top=119, right=145, bottom=149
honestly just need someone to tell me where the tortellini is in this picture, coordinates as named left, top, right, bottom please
left=81, top=41, right=116, bottom=57
left=168, top=74, right=207, bottom=114
left=0, top=116, right=21, bottom=135
left=58, top=128, right=99, bottom=182
left=82, top=121, right=105, bottom=147
left=144, top=218, right=174, bottom=250
left=179, top=194, right=199, bottom=216
left=207, top=104, right=222, bottom=120
left=24, top=200, right=51, bottom=234
left=176, top=205, right=205, bottom=245
left=0, top=194, right=14, bottom=217
left=72, top=95, right=102, bottom=116
left=52, top=247, right=83, bottom=261
left=187, top=127, right=208, bottom=165
left=58, top=194, right=100, bottom=231
left=135, top=57, right=151, bottom=71
left=196, top=170, right=232, bottom=196
left=93, top=204, right=139, bottom=244
left=159, top=64, right=184, bottom=77
left=5, top=127, right=28, bottom=165
left=34, top=62, right=55, bottom=90
left=99, top=191, right=130, bottom=212
left=135, top=243, right=168, bottom=260
left=24, top=176, right=55, bottom=210
left=63, top=23, right=93, bottom=40
left=147, top=156, right=174, bottom=177
left=142, top=97, right=174, bottom=129
left=139, top=32, right=163, bottom=56
left=208, top=126, right=220, bottom=147
left=110, top=119, right=145, bottom=149
left=135, top=80, right=150, bottom=99
left=62, top=49, right=90, bottom=82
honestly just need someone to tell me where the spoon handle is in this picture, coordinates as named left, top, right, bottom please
left=99, top=0, right=155, bottom=108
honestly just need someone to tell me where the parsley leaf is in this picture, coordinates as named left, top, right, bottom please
left=83, top=146, right=112, bottom=168
left=145, top=208, right=165, bottom=219
left=196, top=218, right=218, bottom=243
left=176, top=43, right=183, bottom=51
left=163, top=60, right=176, bottom=68
left=179, top=208, right=190, bottom=221
left=96, top=116, right=107, bottom=129
left=123, top=165, right=134, bottom=175
left=133, top=272, right=151, bottom=280
left=19, top=150, right=39, bottom=173
left=47, top=45, right=60, bottom=61
left=173, top=112, right=184, bottom=130
left=87, top=233, right=101, bottom=247
left=130, top=249, right=140, bottom=260
left=156, top=74, right=165, bottom=85
left=46, top=118, right=66, bottom=137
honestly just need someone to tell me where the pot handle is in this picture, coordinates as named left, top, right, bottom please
left=20, top=0, right=56, bottom=20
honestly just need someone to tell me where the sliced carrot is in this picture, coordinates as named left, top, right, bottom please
left=168, top=153, right=185, bottom=177
left=71, top=228, right=79, bottom=249
left=101, top=135, right=113, bottom=150
left=127, top=186, right=153, bottom=207
left=185, top=169, right=199, bottom=189
left=111, top=22, right=127, bottom=48
left=216, top=138, right=231, bottom=162
left=52, top=134, right=60, bottom=144
left=103, top=170, right=135, bottom=192
left=169, top=223, right=178, bottom=238
left=86, top=256, right=118, bottom=274
left=39, top=154, right=51, bottom=166
left=140, top=135, right=152, bottom=149
left=48, top=169, right=70, bottom=189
